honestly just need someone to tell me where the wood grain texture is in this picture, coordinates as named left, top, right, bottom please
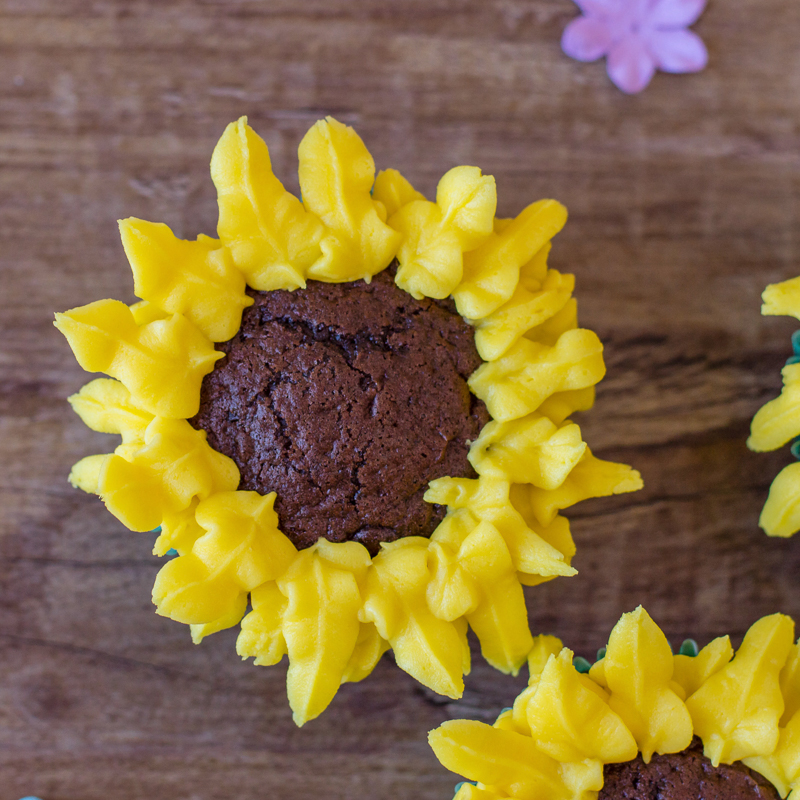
left=1, top=1, right=799, bottom=797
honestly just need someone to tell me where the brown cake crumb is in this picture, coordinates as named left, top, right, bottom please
left=599, top=738, right=780, bottom=800
left=191, top=265, right=488, bottom=555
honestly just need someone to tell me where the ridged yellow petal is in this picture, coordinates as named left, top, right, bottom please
left=373, top=168, right=426, bottom=218
left=781, top=641, right=800, bottom=726
left=96, top=418, right=238, bottom=531
left=763, top=277, right=800, bottom=319
left=211, top=116, right=324, bottom=290
left=429, top=720, right=571, bottom=800
left=425, top=477, right=576, bottom=579
left=454, top=200, right=568, bottom=321
left=437, top=166, right=497, bottom=250
left=68, top=378, right=153, bottom=448
left=153, top=502, right=204, bottom=557
left=55, top=299, right=221, bottom=419
left=687, top=613, right=794, bottom=766
left=391, top=200, right=464, bottom=299
left=152, top=491, right=295, bottom=626
left=68, top=454, right=108, bottom=495
left=749, top=365, right=800, bottom=453
left=458, top=521, right=533, bottom=673
left=760, top=462, right=800, bottom=538
left=468, top=413, right=586, bottom=489
left=278, top=540, right=369, bottom=725
left=120, top=218, right=252, bottom=342
left=672, top=636, right=733, bottom=698
left=538, top=387, right=596, bottom=425
left=391, top=166, right=496, bottom=300
left=468, top=330, right=605, bottom=423
left=362, top=538, right=465, bottom=698
left=604, top=606, right=693, bottom=762
left=342, top=622, right=391, bottom=684
left=237, top=581, right=288, bottom=667
left=526, top=449, right=644, bottom=527
left=527, top=649, right=638, bottom=764
left=298, top=117, right=400, bottom=283
left=473, top=269, right=575, bottom=361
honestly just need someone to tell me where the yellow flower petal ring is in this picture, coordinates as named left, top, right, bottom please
left=430, top=607, right=800, bottom=800
left=56, top=116, right=642, bottom=725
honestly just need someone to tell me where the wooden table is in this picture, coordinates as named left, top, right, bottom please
left=1, top=2, right=798, bottom=798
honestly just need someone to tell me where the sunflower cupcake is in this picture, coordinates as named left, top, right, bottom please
left=749, top=275, right=800, bottom=538
left=55, top=116, right=641, bottom=724
left=430, top=606, right=800, bottom=799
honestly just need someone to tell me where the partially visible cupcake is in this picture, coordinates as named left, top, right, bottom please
left=430, top=607, right=800, bottom=799
left=55, top=116, right=642, bottom=724
left=749, top=275, right=800, bottom=538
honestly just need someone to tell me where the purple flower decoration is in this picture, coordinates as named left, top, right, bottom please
left=562, top=0, right=709, bottom=94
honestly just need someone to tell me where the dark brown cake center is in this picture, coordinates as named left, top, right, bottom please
left=599, top=738, right=780, bottom=800
left=190, top=266, right=489, bottom=556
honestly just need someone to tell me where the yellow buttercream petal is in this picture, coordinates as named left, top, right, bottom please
left=687, top=613, right=795, bottom=766
left=391, top=200, right=464, bottom=299
left=68, top=454, right=107, bottom=494
left=743, top=709, right=800, bottom=798
left=361, top=537, right=466, bottom=698
left=604, top=606, right=693, bottom=762
left=278, top=539, right=370, bottom=725
left=509, top=635, right=565, bottom=735
left=237, top=581, right=289, bottom=667
left=342, top=622, right=391, bottom=684
left=525, top=448, right=644, bottom=527
left=672, top=636, right=733, bottom=698
left=120, top=218, right=252, bottom=342
left=211, top=116, right=325, bottom=291
left=760, top=462, right=800, bottom=538
left=454, top=200, right=568, bottom=321
left=391, top=166, right=496, bottom=299
left=298, top=117, right=400, bottom=283
left=468, top=329, right=605, bottom=423
left=152, top=491, right=296, bottom=626
left=749, top=364, right=800, bottom=453
left=372, top=168, right=426, bottom=219
left=473, top=270, right=575, bottom=362
left=426, top=477, right=577, bottom=580
left=527, top=649, right=638, bottom=764
left=538, top=387, right=596, bottom=425
left=153, top=502, right=205, bottom=557
left=68, top=378, right=153, bottom=454
left=763, top=277, right=800, bottom=320
left=781, top=640, right=800, bottom=726
left=55, top=299, right=222, bottom=419
left=429, top=720, right=572, bottom=800
left=94, top=417, right=238, bottom=531
left=459, top=521, right=533, bottom=673
left=468, top=413, right=586, bottom=489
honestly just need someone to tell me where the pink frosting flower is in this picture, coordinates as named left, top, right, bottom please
left=562, top=0, right=709, bottom=94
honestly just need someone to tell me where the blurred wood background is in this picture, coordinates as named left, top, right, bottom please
left=1, top=1, right=799, bottom=798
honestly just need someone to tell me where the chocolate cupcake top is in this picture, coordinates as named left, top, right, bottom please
left=192, top=268, right=488, bottom=554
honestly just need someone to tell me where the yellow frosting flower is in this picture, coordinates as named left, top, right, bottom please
left=430, top=608, right=800, bottom=800
left=749, top=275, right=800, bottom=537
left=56, top=116, right=642, bottom=725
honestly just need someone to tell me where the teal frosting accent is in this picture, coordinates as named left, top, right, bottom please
left=678, top=638, right=699, bottom=657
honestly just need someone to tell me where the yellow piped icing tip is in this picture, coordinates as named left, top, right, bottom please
left=430, top=608, right=800, bottom=800
left=748, top=275, right=800, bottom=537
left=56, top=116, right=642, bottom=725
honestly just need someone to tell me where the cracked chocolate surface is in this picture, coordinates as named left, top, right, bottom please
left=599, top=738, right=780, bottom=800
left=191, top=266, right=488, bottom=555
